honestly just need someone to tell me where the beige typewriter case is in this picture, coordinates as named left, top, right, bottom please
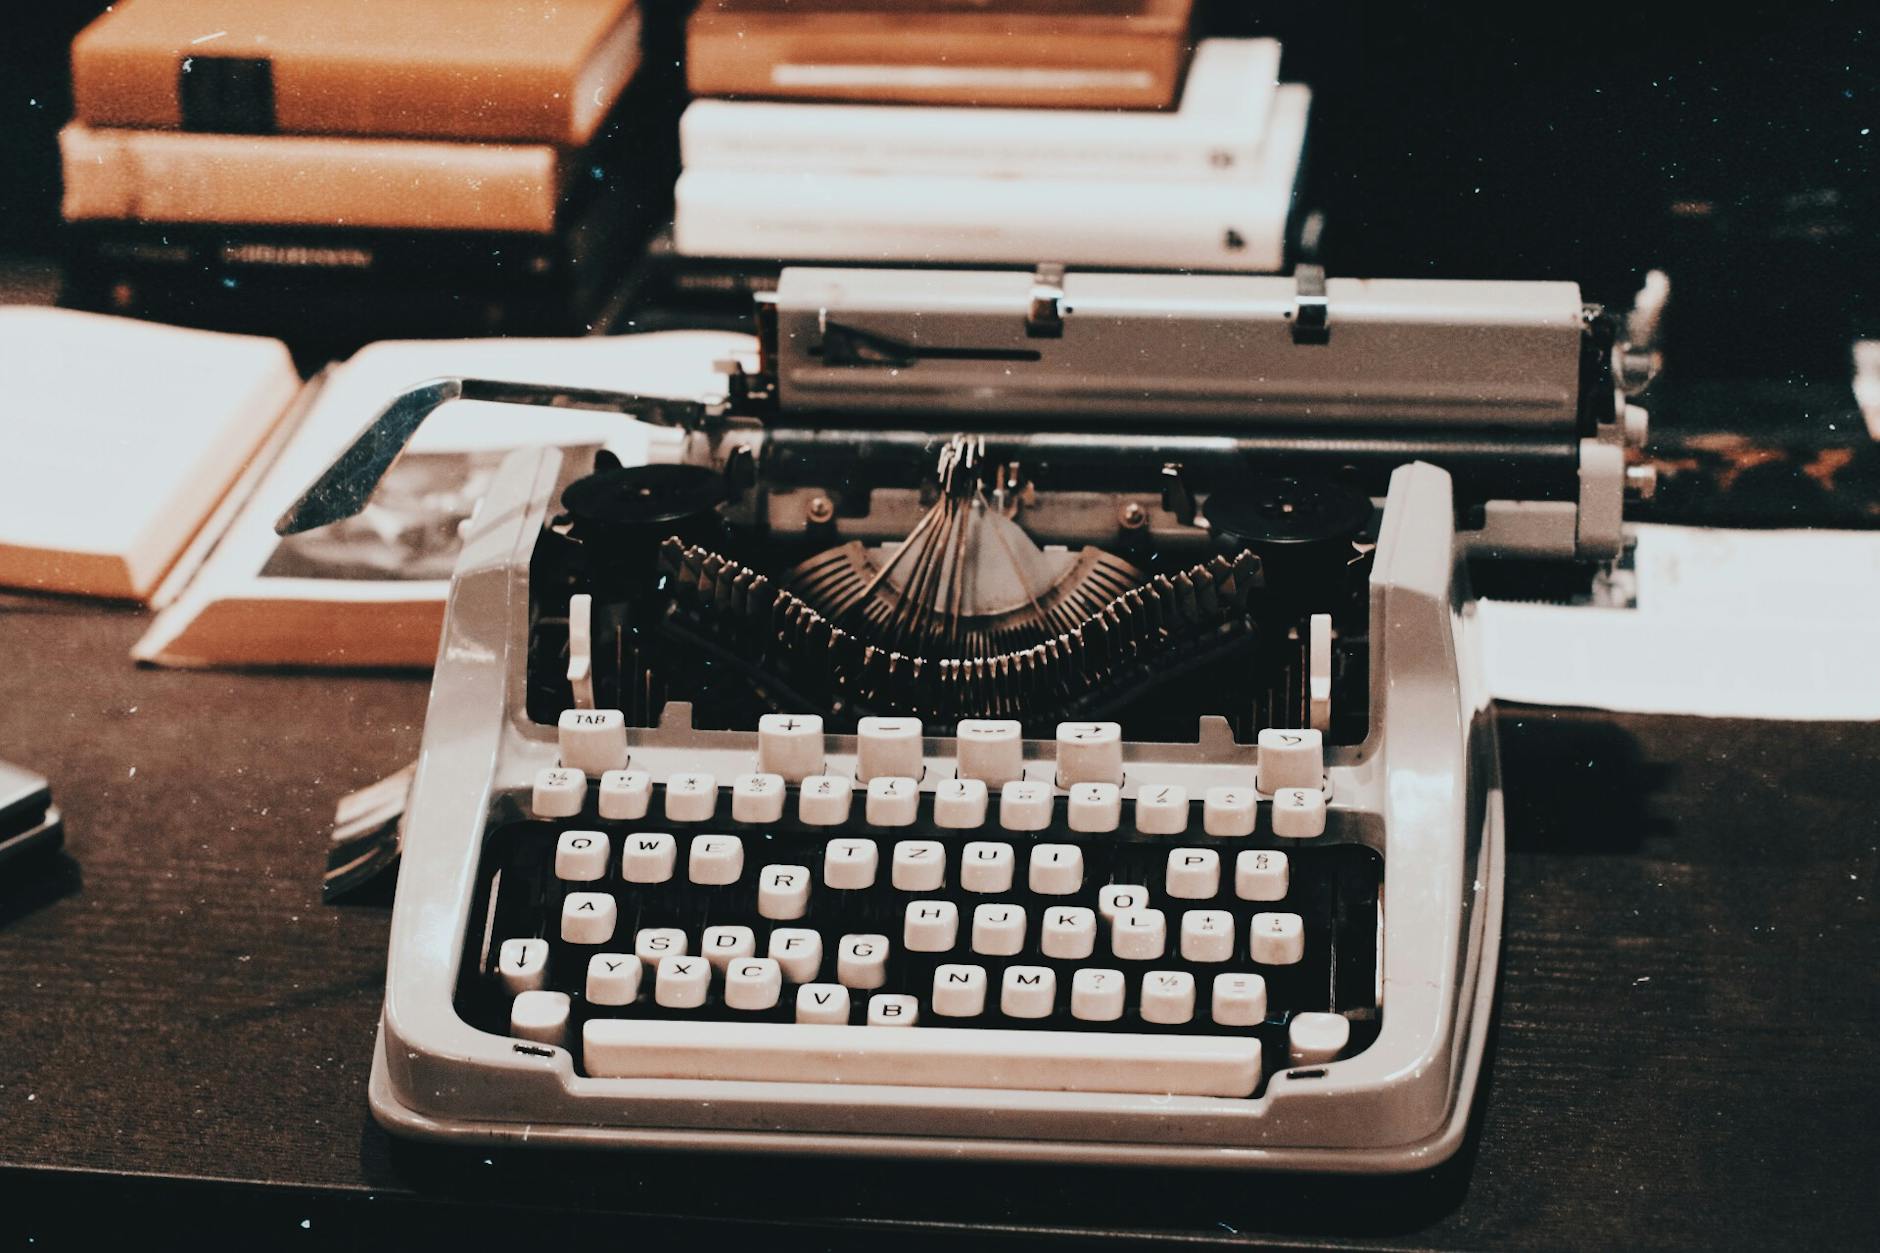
left=281, top=268, right=1646, bottom=1170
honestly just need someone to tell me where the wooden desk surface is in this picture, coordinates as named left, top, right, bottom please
left=1, top=602, right=1875, bottom=1248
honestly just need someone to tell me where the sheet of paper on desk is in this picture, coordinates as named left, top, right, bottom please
left=1480, top=523, right=1880, bottom=720
left=133, top=329, right=754, bottom=669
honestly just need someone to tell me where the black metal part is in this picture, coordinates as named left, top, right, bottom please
left=1577, top=304, right=1620, bottom=436
left=1205, top=473, right=1374, bottom=629
left=1204, top=474, right=1376, bottom=554
left=1292, top=263, right=1330, bottom=345
left=757, top=426, right=1580, bottom=505
left=561, top=461, right=726, bottom=536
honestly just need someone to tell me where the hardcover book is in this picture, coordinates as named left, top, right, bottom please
left=60, top=124, right=570, bottom=233
left=68, top=218, right=618, bottom=293
left=70, top=0, right=643, bottom=144
left=63, top=161, right=649, bottom=349
left=680, top=38, right=1280, bottom=182
left=686, top=0, right=1195, bottom=109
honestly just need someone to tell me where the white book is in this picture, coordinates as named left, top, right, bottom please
left=0, top=308, right=300, bottom=602
left=680, top=39, right=1282, bottom=183
left=134, top=329, right=754, bottom=670
left=674, top=84, right=1309, bottom=272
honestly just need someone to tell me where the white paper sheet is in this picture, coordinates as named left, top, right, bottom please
left=1481, top=524, right=1880, bottom=720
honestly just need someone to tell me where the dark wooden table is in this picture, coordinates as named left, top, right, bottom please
left=1, top=600, right=1875, bottom=1248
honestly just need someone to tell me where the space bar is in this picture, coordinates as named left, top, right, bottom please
left=583, top=1020, right=1261, bottom=1098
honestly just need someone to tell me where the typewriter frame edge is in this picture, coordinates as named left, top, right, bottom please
left=366, top=449, right=1503, bottom=1174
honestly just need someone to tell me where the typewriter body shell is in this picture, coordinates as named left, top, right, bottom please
left=320, top=268, right=1638, bottom=1171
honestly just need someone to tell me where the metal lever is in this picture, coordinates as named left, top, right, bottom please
left=272, top=377, right=716, bottom=535
left=1026, top=263, right=1067, bottom=339
left=1292, top=264, right=1329, bottom=345
left=1159, top=462, right=1197, bottom=526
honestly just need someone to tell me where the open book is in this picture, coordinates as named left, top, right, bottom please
left=134, top=329, right=753, bottom=668
left=0, top=307, right=300, bottom=601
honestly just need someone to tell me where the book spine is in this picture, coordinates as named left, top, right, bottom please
left=76, top=272, right=614, bottom=345
left=69, top=226, right=565, bottom=286
left=672, top=168, right=1291, bottom=272
left=70, top=216, right=626, bottom=295
left=70, top=9, right=642, bottom=144
left=65, top=169, right=646, bottom=343
left=59, top=125, right=562, bottom=233
left=685, top=28, right=1185, bottom=110
left=679, top=99, right=1261, bottom=182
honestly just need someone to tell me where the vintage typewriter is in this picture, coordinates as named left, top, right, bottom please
left=280, top=265, right=1647, bottom=1169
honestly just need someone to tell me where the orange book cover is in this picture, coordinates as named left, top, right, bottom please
left=60, top=123, right=567, bottom=233
left=687, top=0, right=1195, bottom=109
left=71, top=0, right=642, bottom=144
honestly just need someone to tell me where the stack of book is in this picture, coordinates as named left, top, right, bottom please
left=59, top=0, right=659, bottom=347
left=667, top=2, right=1309, bottom=286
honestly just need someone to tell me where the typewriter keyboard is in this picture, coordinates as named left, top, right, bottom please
left=455, top=717, right=1382, bottom=1099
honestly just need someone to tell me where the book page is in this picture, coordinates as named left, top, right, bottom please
left=135, top=329, right=754, bottom=668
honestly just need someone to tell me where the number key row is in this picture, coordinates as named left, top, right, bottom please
left=532, top=769, right=1327, bottom=838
